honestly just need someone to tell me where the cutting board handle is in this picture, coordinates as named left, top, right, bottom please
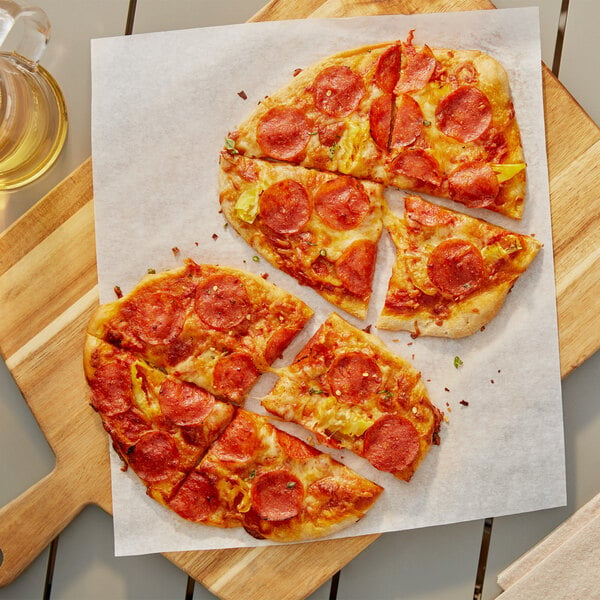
left=0, top=460, right=90, bottom=587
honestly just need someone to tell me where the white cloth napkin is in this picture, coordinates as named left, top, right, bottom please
left=498, top=492, right=600, bottom=598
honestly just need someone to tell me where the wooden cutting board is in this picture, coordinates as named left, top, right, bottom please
left=0, top=0, right=599, bottom=597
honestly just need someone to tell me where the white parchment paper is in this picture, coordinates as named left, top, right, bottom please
left=90, top=8, right=566, bottom=556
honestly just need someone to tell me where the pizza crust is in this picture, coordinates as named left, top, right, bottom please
left=377, top=281, right=514, bottom=338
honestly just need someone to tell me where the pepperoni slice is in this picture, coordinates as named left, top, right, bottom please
left=405, top=196, right=454, bottom=227
left=448, top=161, right=500, bottom=209
left=314, top=176, right=370, bottom=230
left=436, top=86, right=492, bottom=143
left=195, top=274, right=251, bottom=331
left=166, top=337, right=195, bottom=366
left=251, top=470, right=304, bottom=521
left=212, top=411, right=259, bottom=462
left=128, top=431, right=179, bottom=482
left=375, top=45, right=401, bottom=93
left=389, top=149, right=442, bottom=187
left=90, top=361, right=133, bottom=416
left=276, top=429, right=320, bottom=460
left=158, top=378, right=214, bottom=426
left=257, top=106, right=312, bottom=161
left=212, top=352, right=259, bottom=403
left=390, top=94, right=424, bottom=148
left=363, top=415, right=420, bottom=473
left=312, top=65, right=365, bottom=117
left=259, top=179, right=311, bottom=235
left=369, top=93, right=393, bottom=150
left=264, top=327, right=300, bottom=364
left=105, top=408, right=150, bottom=445
left=395, top=43, right=437, bottom=93
left=335, top=239, right=377, bottom=299
left=482, top=129, right=509, bottom=163
left=427, top=238, right=485, bottom=299
left=168, top=471, right=219, bottom=521
left=328, top=351, right=382, bottom=405
left=121, top=291, right=186, bottom=346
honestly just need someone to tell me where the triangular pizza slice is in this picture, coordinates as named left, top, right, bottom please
left=382, top=32, right=527, bottom=219
left=219, top=153, right=384, bottom=319
left=167, top=409, right=383, bottom=541
left=377, top=195, right=542, bottom=337
left=228, top=41, right=398, bottom=183
left=87, top=259, right=313, bottom=404
left=261, top=313, right=443, bottom=482
left=83, top=336, right=235, bottom=506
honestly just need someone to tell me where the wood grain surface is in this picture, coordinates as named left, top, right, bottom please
left=0, top=0, right=598, bottom=597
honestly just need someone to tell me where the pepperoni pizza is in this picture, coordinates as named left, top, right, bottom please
left=86, top=259, right=313, bottom=404
left=85, top=30, right=539, bottom=545
left=261, top=313, right=443, bottom=482
left=377, top=195, right=542, bottom=337
left=85, top=262, right=387, bottom=541
left=168, top=409, right=383, bottom=542
left=84, top=336, right=235, bottom=506
left=226, top=31, right=527, bottom=219
left=219, top=152, right=384, bottom=318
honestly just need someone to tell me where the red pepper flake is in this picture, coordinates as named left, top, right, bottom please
left=444, top=387, right=450, bottom=392
left=171, top=246, right=180, bottom=256
left=293, top=68, right=302, bottom=77
left=114, top=285, right=123, bottom=299
left=363, top=325, right=372, bottom=333
left=238, top=90, right=248, bottom=100
left=490, top=379, right=495, bottom=384
left=407, top=342, right=413, bottom=346
left=212, top=233, right=219, bottom=241
left=459, top=399, right=469, bottom=406
left=194, top=241, right=199, bottom=247
left=260, top=273, right=269, bottom=280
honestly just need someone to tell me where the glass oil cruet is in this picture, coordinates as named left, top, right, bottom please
left=0, top=0, right=67, bottom=190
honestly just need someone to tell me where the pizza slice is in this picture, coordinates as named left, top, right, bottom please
left=228, top=32, right=527, bottom=219
left=382, top=31, right=527, bottom=219
left=261, top=313, right=442, bottom=482
left=228, top=41, right=399, bottom=182
left=377, top=195, right=543, bottom=337
left=167, top=408, right=383, bottom=541
left=86, top=259, right=313, bottom=404
left=83, top=336, right=235, bottom=506
left=219, top=153, right=384, bottom=318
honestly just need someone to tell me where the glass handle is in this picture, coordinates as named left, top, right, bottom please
left=0, top=0, right=51, bottom=65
